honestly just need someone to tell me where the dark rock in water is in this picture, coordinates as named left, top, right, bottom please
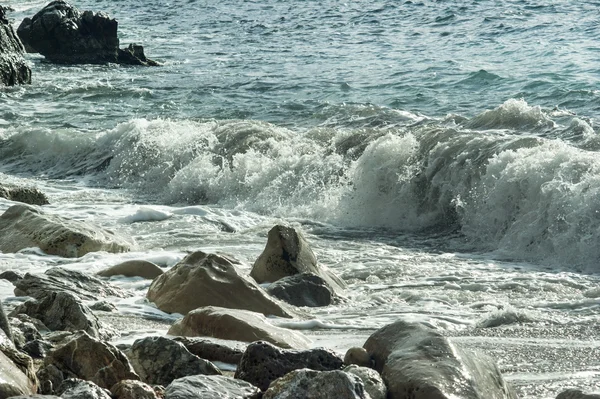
left=22, top=339, right=53, bottom=359
left=17, top=1, right=157, bottom=66
left=127, top=336, right=221, bottom=387
left=89, top=300, right=118, bottom=312
left=14, top=267, right=130, bottom=301
left=57, top=378, right=112, bottom=399
left=0, top=5, right=31, bottom=86
left=9, top=314, right=46, bottom=350
left=0, top=270, right=25, bottom=283
left=235, top=341, right=343, bottom=391
left=0, top=184, right=49, bottom=205
left=267, top=273, right=334, bottom=307
left=556, top=389, right=600, bottom=399
left=263, top=369, right=369, bottom=399
left=97, top=259, right=164, bottom=279
left=165, top=375, right=261, bottom=399
left=173, top=336, right=246, bottom=365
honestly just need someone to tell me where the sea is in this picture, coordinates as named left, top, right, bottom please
left=2, top=0, right=600, bottom=397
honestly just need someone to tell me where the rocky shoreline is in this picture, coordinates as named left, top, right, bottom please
left=0, top=189, right=595, bottom=398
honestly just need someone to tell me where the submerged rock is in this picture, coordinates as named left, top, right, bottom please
left=147, top=251, right=295, bottom=317
left=97, top=259, right=164, bottom=279
left=0, top=205, right=134, bottom=258
left=0, top=184, right=49, bottom=205
left=168, top=306, right=311, bottom=349
left=363, top=320, right=517, bottom=399
left=165, top=375, right=261, bottom=399
left=267, top=273, right=334, bottom=307
left=263, top=369, right=369, bottom=399
left=556, top=390, right=600, bottom=399
left=235, top=341, right=343, bottom=391
left=0, top=6, right=31, bottom=86
left=17, top=0, right=157, bottom=66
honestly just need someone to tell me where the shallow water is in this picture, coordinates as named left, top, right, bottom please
left=2, top=0, right=600, bottom=397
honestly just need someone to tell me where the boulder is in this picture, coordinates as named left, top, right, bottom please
left=344, top=365, right=387, bottom=399
left=147, top=251, right=295, bottom=318
left=0, top=299, right=13, bottom=344
left=556, top=390, right=600, bottom=399
left=43, top=331, right=139, bottom=390
left=7, top=396, right=61, bottom=399
left=0, top=6, right=31, bottom=86
left=173, top=336, right=245, bottom=365
left=97, top=260, right=163, bottom=279
left=0, top=185, right=49, bottom=205
left=9, top=314, right=47, bottom=350
left=343, top=347, right=373, bottom=368
left=235, top=341, right=343, bottom=391
left=169, top=306, right=310, bottom=350
left=110, top=379, right=159, bottom=399
left=0, top=343, right=38, bottom=390
left=14, top=267, right=130, bottom=300
left=250, top=225, right=345, bottom=293
left=164, top=375, right=261, bottom=399
left=266, top=273, right=334, bottom=307
left=17, top=1, right=157, bottom=66
left=127, top=336, right=221, bottom=387
left=10, top=291, right=111, bottom=339
left=363, top=320, right=517, bottom=399
left=0, top=349, right=37, bottom=397
left=0, top=270, right=24, bottom=283
left=57, top=378, right=112, bottom=399
left=263, top=369, right=369, bottom=399
left=0, top=205, right=133, bottom=258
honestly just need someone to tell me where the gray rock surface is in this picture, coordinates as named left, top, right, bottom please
left=235, top=341, right=343, bottom=391
left=173, top=336, right=245, bottom=365
left=263, top=368, right=369, bottom=399
left=164, top=375, right=261, bottom=399
left=0, top=349, right=37, bottom=397
left=127, top=336, right=221, bottom=387
left=267, top=273, right=334, bottom=307
left=57, top=378, right=112, bottom=399
left=97, top=260, right=163, bottom=279
left=556, top=389, right=600, bottom=399
left=110, top=379, right=159, bottom=399
left=0, top=184, right=49, bottom=205
left=344, top=365, right=387, bottom=399
left=0, top=6, right=31, bottom=86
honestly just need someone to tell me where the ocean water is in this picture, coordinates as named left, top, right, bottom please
left=2, top=0, right=600, bottom=397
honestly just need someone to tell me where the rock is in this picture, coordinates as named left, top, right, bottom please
left=57, top=378, right=112, bottom=399
left=0, top=270, right=25, bottom=283
left=36, top=363, right=63, bottom=395
left=164, top=375, right=261, bottom=399
left=127, top=336, right=221, bottom=387
left=263, top=368, right=369, bottom=399
left=235, top=341, right=343, bottom=391
left=14, top=267, right=130, bottom=301
left=363, top=320, right=517, bottom=399
left=110, top=379, right=158, bottom=399
left=343, top=347, right=373, bottom=368
left=22, top=339, right=53, bottom=359
left=0, top=343, right=38, bottom=390
left=97, top=260, right=164, bottom=279
left=44, top=331, right=139, bottom=390
left=173, top=336, right=245, bottom=365
left=344, top=365, right=387, bottom=399
left=267, top=273, right=334, bottom=307
left=10, top=291, right=111, bottom=339
left=556, top=389, right=600, bottom=399
left=0, top=205, right=133, bottom=258
left=147, top=251, right=295, bottom=317
left=251, top=225, right=345, bottom=293
left=0, top=349, right=36, bottom=397
left=0, top=299, right=13, bottom=344
left=9, top=315, right=45, bottom=350
left=0, top=6, right=31, bottom=86
left=7, top=396, right=61, bottom=399
left=17, top=1, right=157, bottom=66
left=0, top=184, right=49, bottom=205
left=89, top=301, right=118, bottom=312
left=169, top=306, right=310, bottom=350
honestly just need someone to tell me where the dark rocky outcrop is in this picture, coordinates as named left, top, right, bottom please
left=127, top=336, right=221, bottom=387
left=235, top=341, right=343, bottom=391
left=263, top=369, right=369, bottom=399
left=556, top=390, right=600, bottom=399
left=0, top=349, right=37, bottom=397
left=0, top=6, right=31, bottom=86
left=164, top=375, right=261, bottom=399
left=57, top=378, right=112, bottom=399
left=147, top=251, right=295, bottom=318
left=17, top=1, right=157, bottom=66
left=173, top=336, right=245, bottom=365
left=344, top=365, right=387, bottom=399
left=0, top=184, right=49, bottom=205
left=97, top=260, right=164, bottom=279
left=267, top=273, right=334, bottom=307
left=168, top=306, right=310, bottom=350
left=110, top=379, right=159, bottom=399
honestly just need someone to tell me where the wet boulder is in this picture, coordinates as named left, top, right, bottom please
left=344, top=347, right=373, bottom=368
left=0, top=349, right=37, bottom=397
left=263, top=369, right=369, bottom=399
left=0, top=6, right=31, bottom=86
left=17, top=1, right=157, bottom=66
left=147, top=251, right=295, bottom=318
left=57, top=378, right=112, bottom=399
left=363, top=320, right=517, bottom=399
left=344, top=365, right=387, bottom=399
left=127, top=336, right=221, bottom=387
left=110, top=379, right=159, bottom=399
left=173, top=336, right=246, bottom=365
left=0, top=205, right=134, bottom=258
left=556, top=390, right=600, bottom=399
left=266, top=273, right=334, bottom=307
left=251, top=225, right=345, bottom=293
left=97, top=259, right=164, bottom=279
left=235, top=341, right=343, bottom=391
left=168, top=306, right=310, bottom=350
left=0, top=184, right=49, bottom=205
left=165, top=375, right=261, bottom=399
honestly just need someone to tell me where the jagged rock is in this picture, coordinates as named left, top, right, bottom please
left=173, top=336, right=245, bottom=365
left=251, top=225, right=345, bottom=294
left=164, top=375, right=261, bottom=399
left=0, top=270, right=25, bottom=282
left=0, top=205, right=134, bottom=258
left=344, top=365, right=387, bottom=399
left=43, top=331, right=138, bottom=390
left=0, top=6, right=31, bottom=86
left=235, top=341, right=343, bottom=391
left=147, top=251, right=295, bottom=317
left=22, top=339, right=53, bottom=359
left=37, top=363, right=63, bottom=395
left=57, top=378, right=112, bottom=399
left=110, top=379, right=159, bottom=399
left=10, top=291, right=111, bottom=339
left=0, top=349, right=37, bottom=397
left=97, top=260, right=163, bottom=279
left=89, top=301, right=118, bottom=312
left=0, top=299, right=12, bottom=344
left=14, top=267, right=130, bottom=301
left=363, top=320, right=517, bottom=399
left=267, top=273, right=334, bottom=307
left=343, top=347, right=373, bottom=368
left=17, top=1, right=157, bottom=66
left=7, top=395, right=61, bottom=398
left=556, top=390, right=600, bottom=399
left=0, top=185, right=49, bottom=205
left=169, top=306, right=310, bottom=350
left=263, top=369, right=369, bottom=399
left=9, top=314, right=46, bottom=351
left=127, top=336, right=221, bottom=387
